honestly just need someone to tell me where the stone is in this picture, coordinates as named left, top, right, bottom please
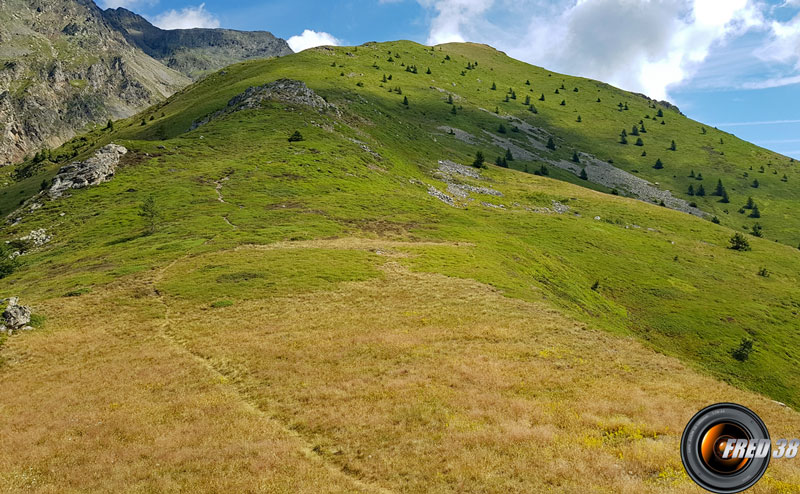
left=2, top=297, right=32, bottom=332
left=49, top=144, right=127, bottom=198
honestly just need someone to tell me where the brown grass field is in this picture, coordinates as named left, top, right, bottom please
left=3, top=239, right=800, bottom=493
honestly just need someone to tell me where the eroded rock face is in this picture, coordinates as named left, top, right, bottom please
left=1, top=297, right=32, bottom=333
left=49, top=144, right=128, bottom=198
left=191, top=79, right=336, bottom=130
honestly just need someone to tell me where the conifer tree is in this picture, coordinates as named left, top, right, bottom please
left=505, top=149, right=514, bottom=162
left=696, top=184, right=706, bottom=196
left=654, top=158, right=663, bottom=169
left=670, top=140, right=677, bottom=151
left=546, top=137, right=556, bottom=150
left=750, top=204, right=761, bottom=218
left=714, top=179, right=724, bottom=196
left=572, top=151, right=580, bottom=163
left=491, top=82, right=497, bottom=90
left=635, top=138, right=643, bottom=146
left=473, top=151, right=485, bottom=169
left=688, top=184, right=695, bottom=196
left=580, top=168, right=588, bottom=180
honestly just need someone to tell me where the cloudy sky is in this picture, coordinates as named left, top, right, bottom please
left=101, top=0, right=800, bottom=158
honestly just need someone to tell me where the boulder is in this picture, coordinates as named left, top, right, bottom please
left=49, top=144, right=128, bottom=199
left=1, top=297, right=32, bottom=333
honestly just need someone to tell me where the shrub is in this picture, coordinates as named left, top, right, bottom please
left=729, top=233, right=751, bottom=251
left=211, top=300, right=234, bottom=309
left=711, top=216, right=720, bottom=224
left=751, top=223, right=763, bottom=237
left=288, top=130, right=304, bottom=142
left=731, top=338, right=754, bottom=362
left=757, top=267, right=769, bottom=277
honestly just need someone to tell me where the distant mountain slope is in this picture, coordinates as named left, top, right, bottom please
left=102, top=7, right=293, bottom=80
left=0, top=0, right=292, bottom=166
left=0, top=0, right=190, bottom=165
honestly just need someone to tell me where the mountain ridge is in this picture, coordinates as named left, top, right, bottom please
left=102, top=7, right=293, bottom=79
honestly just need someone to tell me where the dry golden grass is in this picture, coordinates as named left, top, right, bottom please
left=2, top=238, right=800, bottom=493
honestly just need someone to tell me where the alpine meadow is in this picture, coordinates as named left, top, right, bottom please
left=3, top=38, right=800, bottom=493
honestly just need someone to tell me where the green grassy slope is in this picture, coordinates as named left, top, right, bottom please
left=3, top=40, right=800, bottom=410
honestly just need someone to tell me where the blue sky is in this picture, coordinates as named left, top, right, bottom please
left=102, top=0, right=800, bottom=159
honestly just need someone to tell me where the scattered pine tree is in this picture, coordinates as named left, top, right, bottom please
left=654, top=158, right=663, bottom=169
left=472, top=151, right=485, bottom=169
left=729, top=233, right=751, bottom=251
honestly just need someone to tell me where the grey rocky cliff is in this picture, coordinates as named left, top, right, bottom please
left=0, top=0, right=189, bottom=165
left=103, top=7, right=293, bottom=79
left=49, top=143, right=127, bottom=198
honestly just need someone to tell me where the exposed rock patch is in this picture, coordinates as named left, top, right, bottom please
left=437, top=126, right=477, bottom=145
left=49, top=144, right=128, bottom=199
left=437, top=160, right=480, bottom=178
left=547, top=153, right=706, bottom=217
left=1, top=297, right=32, bottom=334
left=191, top=79, right=337, bottom=130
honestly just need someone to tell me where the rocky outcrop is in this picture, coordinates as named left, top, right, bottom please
left=192, top=79, right=336, bottom=129
left=103, top=8, right=293, bottom=80
left=1, top=297, right=32, bottom=334
left=49, top=144, right=127, bottom=198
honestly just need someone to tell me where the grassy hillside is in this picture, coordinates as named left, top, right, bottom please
left=3, top=40, right=800, bottom=492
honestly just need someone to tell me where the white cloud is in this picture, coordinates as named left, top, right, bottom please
left=149, top=3, right=220, bottom=30
left=759, top=11, right=800, bottom=68
left=287, top=30, right=342, bottom=52
left=417, top=0, right=768, bottom=100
